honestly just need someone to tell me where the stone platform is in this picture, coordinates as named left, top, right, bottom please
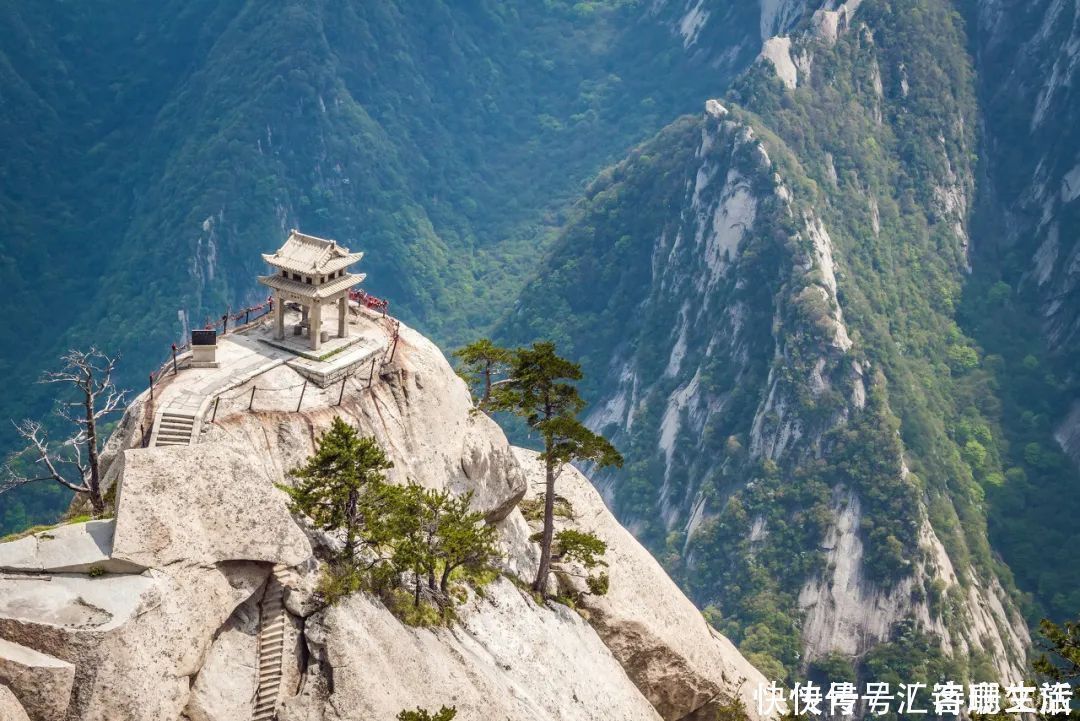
left=247, top=305, right=388, bottom=387
left=258, top=330, right=366, bottom=362
left=284, top=340, right=384, bottom=388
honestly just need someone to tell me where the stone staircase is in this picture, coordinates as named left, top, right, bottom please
left=147, top=390, right=208, bottom=448
left=151, top=411, right=197, bottom=447
left=253, top=565, right=294, bottom=721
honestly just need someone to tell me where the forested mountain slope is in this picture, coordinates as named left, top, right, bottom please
left=976, top=0, right=1080, bottom=359
left=0, top=0, right=802, bottom=533
left=5, top=0, right=1080, bottom=693
left=500, top=0, right=1060, bottom=684
left=963, top=0, right=1080, bottom=619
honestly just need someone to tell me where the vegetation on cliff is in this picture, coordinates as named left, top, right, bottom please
left=282, top=417, right=499, bottom=617
left=499, top=0, right=1076, bottom=683
left=456, top=338, right=622, bottom=594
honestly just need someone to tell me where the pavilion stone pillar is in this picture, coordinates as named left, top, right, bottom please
left=301, top=305, right=309, bottom=324
left=274, top=291, right=285, bottom=340
left=310, top=301, right=322, bottom=351
left=338, top=295, right=348, bottom=338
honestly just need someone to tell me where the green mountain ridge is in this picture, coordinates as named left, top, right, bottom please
left=0, top=0, right=777, bottom=533
left=499, top=0, right=1080, bottom=684
left=3, top=0, right=1079, bottom=694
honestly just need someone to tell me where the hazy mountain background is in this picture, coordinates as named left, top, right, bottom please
left=0, top=0, right=766, bottom=530
left=3, top=0, right=1080, bottom=688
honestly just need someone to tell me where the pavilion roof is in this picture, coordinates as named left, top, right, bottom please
left=262, top=229, right=363, bottom=274
left=258, top=271, right=366, bottom=300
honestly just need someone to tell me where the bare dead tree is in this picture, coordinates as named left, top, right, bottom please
left=2, top=348, right=126, bottom=515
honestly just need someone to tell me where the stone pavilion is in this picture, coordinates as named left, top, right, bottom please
left=258, top=230, right=366, bottom=351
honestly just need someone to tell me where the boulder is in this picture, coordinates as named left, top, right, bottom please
left=0, top=574, right=157, bottom=638
left=111, top=443, right=312, bottom=568
left=73, top=562, right=268, bottom=721
left=0, top=638, right=75, bottom=721
left=514, top=448, right=770, bottom=721
left=282, top=557, right=323, bottom=618
left=0, top=563, right=268, bottom=721
left=284, top=577, right=662, bottom=721
left=0, top=684, right=31, bottom=721
left=184, top=592, right=260, bottom=721
left=0, top=520, right=144, bottom=574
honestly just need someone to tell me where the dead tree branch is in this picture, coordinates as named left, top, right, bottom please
left=2, top=348, right=126, bottom=515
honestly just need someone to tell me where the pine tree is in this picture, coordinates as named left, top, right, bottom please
left=434, top=490, right=499, bottom=594
left=1035, top=617, right=1080, bottom=683
left=453, top=339, right=512, bottom=408
left=397, top=706, right=456, bottom=721
left=281, top=417, right=393, bottom=562
left=1033, top=617, right=1080, bottom=719
left=553, top=528, right=610, bottom=597
left=382, top=484, right=431, bottom=607
left=491, top=341, right=622, bottom=593
left=383, top=484, right=499, bottom=606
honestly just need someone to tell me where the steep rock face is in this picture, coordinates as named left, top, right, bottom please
left=501, top=0, right=1033, bottom=681
left=795, top=497, right=1027, bottom=679
left=647, top=0, right=767, bottom=76
left=287, top=579, right=663, bottom=721
left=0, top=317, right=765, bottom=720
left=648, top=0, right=831, bottom=66
left=515, top=448, right=767, bottom=720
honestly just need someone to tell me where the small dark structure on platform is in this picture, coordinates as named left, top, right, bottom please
left=191, top=329, right=218, bottom=367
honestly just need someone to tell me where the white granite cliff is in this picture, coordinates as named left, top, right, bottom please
left=0, top=313, right=768, bottom=721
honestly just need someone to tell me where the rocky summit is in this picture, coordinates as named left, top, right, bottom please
left=4, top=0, right=1080, bottom=715
left=0, top=307, right=766, bottom=721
